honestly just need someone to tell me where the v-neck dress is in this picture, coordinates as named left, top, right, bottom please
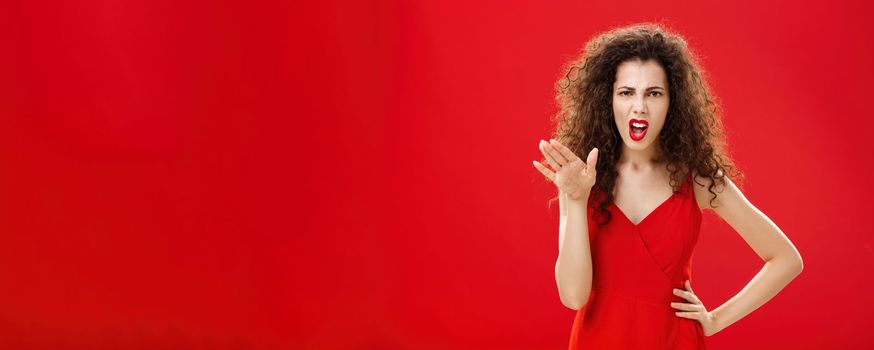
left=567, top=173, right=707, bottom=349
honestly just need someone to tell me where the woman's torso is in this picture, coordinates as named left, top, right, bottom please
left=567, top=170, right=707, bottom=349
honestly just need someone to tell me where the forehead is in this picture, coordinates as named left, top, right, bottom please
left=613, top=59, right=667, bottom=87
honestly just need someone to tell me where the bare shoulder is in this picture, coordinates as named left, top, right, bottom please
left=690, top=168, right=735, bottom=211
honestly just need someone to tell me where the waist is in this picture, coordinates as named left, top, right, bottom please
left=591, top=285, right=678, bottom=305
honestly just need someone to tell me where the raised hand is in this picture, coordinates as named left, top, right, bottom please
left=533, top=139, right=598, bottom=201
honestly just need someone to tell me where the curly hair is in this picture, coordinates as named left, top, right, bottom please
left=543, top=22, right=744, bottom=227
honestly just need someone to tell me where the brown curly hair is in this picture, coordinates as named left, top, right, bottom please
left=543, top=22, right=744, bottom=227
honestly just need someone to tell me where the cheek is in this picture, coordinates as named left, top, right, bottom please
left=650, top=124, right=662, bottom=137
left=612, top=98, right=628, bottom=113
left=611, top=106, right=620, bottom=123
left=613, top=114, right=625, bottom=133
left=658, top=100, right=670, bottom=119
left=612, top=99, right=626, bottom=124
left=652, top=104, right=669, bottom=132
left=651, top=119, right=667, bottom=136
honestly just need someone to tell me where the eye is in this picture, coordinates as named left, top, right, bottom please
left=618, top=91, right=631, bottom=96
left=649, top=91, right=663, bottom=97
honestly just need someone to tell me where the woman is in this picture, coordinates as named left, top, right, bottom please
left=532, top=23, right=803, bottom=349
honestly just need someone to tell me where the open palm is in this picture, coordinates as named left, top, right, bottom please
left=533, top=139, right=599, bottom=200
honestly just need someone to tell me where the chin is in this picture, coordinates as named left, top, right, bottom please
left=623, top=138, right=653, bottom=150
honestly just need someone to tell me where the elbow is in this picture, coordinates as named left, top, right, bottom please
left=792, top=253, right=804, bottom=276
left=787, top=248, right=804, bottom=277
left=768, top=248, right=803, bottom=277
left=561, top=298, right=584, bottom=311
left=560, top=291, right=591, bottom=311
left=774, top=252, right=803, bottom=277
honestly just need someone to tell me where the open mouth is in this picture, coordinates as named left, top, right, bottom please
left=629, top=118, right=648, bottom=141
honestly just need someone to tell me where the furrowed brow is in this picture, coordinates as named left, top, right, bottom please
left=617, top=86, right=665, bottom=90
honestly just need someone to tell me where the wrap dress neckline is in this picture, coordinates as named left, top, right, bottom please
left=567, top=172, right=708, bottom=349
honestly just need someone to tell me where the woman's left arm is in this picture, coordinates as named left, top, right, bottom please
left=684, top=171, right=803, bottom=336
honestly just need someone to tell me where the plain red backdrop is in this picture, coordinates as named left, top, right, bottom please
left=0, top=0, right=871, bottom=349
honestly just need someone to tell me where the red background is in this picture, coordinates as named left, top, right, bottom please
left=0, top=0, right=871, bottom=349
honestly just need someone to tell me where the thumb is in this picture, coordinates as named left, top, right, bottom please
left=586, top=147, right=599, bottom=170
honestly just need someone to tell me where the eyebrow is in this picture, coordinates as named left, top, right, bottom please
left=617, top=86, right=665, bottom=91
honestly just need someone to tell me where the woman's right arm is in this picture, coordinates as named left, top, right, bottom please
left=533, top=139, right=598, bottom=310
left=554, top=189, right=593, bottom=310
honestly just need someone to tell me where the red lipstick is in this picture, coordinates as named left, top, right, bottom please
left=629, top=118, right=648, bottom=141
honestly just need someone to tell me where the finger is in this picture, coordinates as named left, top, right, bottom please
left=671, top=302, right=704, bottom=312
left=532, top=161, right=556, bottom=181
left=673, top=288, right=699, bottom=303
left=675, top=311, right=699, bottom=320
left=681, top=288, right=701, bottom=305
left=543, top=139, right=570, bottom=164
left=549, top=139, right=579, bottom=164
left=684, top=282, right=702, bottom=304
left=543, top=141, right=569, bottom=165
left=586, top=147, right=599, bottom=171
left=539, top=140, right=562, bottom=170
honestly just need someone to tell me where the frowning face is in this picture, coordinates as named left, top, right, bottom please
left=612, top=58, right=670, bottom=153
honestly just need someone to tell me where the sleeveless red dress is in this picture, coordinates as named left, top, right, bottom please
left=568, top=173, right=707, bottom=349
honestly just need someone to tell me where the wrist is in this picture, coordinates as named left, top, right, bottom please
left=709, top=309, right=726, bottom=336
left=566, top=190, right=590, bottom=203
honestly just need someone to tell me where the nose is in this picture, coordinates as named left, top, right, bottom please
left=633, top=95, right=647, bottom=115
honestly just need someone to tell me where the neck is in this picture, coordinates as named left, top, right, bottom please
left=618, top=141, right=664, bottom=171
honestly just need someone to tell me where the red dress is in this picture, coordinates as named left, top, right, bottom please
left=568, top=174, right=707, bottom=349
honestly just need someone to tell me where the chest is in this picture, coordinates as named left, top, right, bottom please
left=612, top=173, right=676, bottom=225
